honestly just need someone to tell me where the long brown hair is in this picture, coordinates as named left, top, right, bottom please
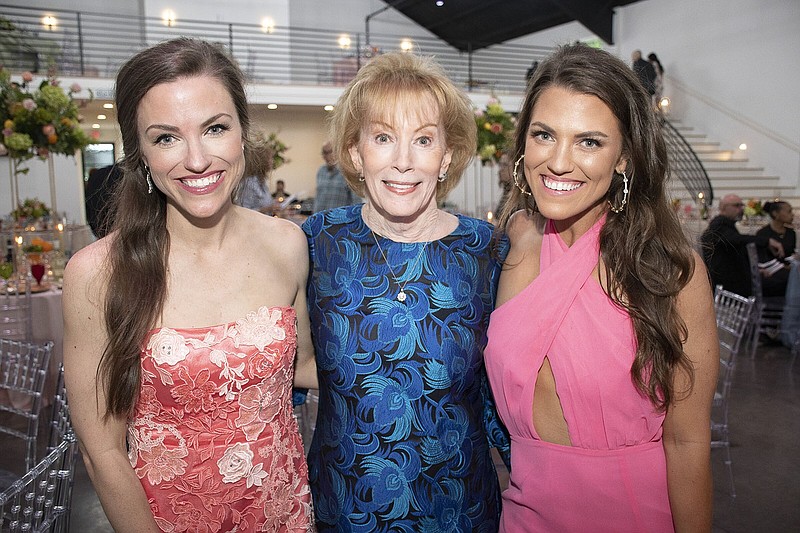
left=101, top=38, right=267, bottom=417
left=498, top=44, right=695, bottom=409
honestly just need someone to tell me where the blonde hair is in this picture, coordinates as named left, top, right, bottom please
left=329, top=52, right=476, bottom=202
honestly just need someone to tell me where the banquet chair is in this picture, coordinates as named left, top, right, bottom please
left=0, top=339, right=53, bottom=476
left=44, top=364, right=77, bottom=533
left=746, top=243, right=785, bottom=358
left=0, top=428, right=78, bottom=532
left=712, top=285, right=755, bottom=499
left=0, top=279, right=32, bottom=341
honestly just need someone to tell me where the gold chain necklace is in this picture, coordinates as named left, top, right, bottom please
left=371, top=231, right=429, bottom=303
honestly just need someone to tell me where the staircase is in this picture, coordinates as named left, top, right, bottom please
left=668, top=120, right=797, bottom=206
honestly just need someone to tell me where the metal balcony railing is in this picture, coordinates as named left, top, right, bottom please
left=0, top=4, right=553, bottom=94
left=660, top=117, right=714, bottom=206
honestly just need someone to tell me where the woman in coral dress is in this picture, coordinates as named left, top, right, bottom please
left=485, top=44, right=718, bottom=532
left=63, top=39, right=316, bottom=532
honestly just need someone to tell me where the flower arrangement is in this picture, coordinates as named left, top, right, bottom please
left=474, top=97, right=515, bottom=164
left=744, top=199, right=764, bottom=217
left=0, top=67, right=93, bottom=174
left=11, top=197, right=50, bottom=221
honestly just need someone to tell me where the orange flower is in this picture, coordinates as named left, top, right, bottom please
left=47, top=133, right=58, bottom=144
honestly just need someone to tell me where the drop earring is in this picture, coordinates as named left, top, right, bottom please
left=144, top=165, right=154, bottom=194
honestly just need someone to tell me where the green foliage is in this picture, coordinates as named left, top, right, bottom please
left=474, top=97, right=515, bottom=164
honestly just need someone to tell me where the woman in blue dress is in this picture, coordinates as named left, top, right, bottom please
left=302, top=51, right=509, bottom=532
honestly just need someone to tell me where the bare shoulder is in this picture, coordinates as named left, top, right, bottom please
left=679, top=250, right=713, bottom=304
left=62, top=234, right=112, bottom=300
left=236, top=208, right=308, bottom=273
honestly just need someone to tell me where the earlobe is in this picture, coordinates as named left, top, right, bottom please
left=348, top=144, right=362, bottom=173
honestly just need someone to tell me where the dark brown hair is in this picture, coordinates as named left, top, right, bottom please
left=101, top=38, right=266, bottom=416
left=329, top=51, right=476, bottom=202
left=498, top=43, right=695, bottom=409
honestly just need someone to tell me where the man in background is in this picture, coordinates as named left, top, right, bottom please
left=701, top=194, right=783, bottom=296
left=631, top=49, right=656, bottom=97
left=313, top=141, right=357, bottom=213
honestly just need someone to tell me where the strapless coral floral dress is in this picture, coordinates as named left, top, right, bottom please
left=128, top=306, right=315, bottom=532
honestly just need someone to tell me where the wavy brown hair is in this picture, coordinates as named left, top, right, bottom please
left=329, top=51, right=476, bottom=202
left=498, top=44, right=695, bottom=410
left=101, top=38, right=267, bottom=417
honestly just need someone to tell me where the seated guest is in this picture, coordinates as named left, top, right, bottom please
left=756, top=201, right=796, bottom=297
left=701, top=194, right=783, bottom=296
left=272, top=179, right=290, bottom=200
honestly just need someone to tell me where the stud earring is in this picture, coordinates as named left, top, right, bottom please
left=608, top=170, right=629, bottom=213
left=438, top=172, right=447, bottom=183
left=358, top=174, right=365, bottom=182
left=512, top=155, right=531, bottom=196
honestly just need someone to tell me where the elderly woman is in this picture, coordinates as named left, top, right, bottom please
left=63, top=38, right=316, bottom=532
left=485, top=44, right=718, bottom=531
left=302, top=52, right=509, bottom=531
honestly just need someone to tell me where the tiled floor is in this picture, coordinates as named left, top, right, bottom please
left=30, top=342, right=800, bottom=531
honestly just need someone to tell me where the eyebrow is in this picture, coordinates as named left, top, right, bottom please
left=529, top=121, right=610, bottom=138
left=145, top=113, right=233, bottom=134
left=367, top=120, right=439, bottom=131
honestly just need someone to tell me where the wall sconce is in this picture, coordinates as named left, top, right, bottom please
left=162, top=10, right=176, bottom=27
left=261, top=17, right=275, bottom=34
left=41, top=15, right=58, bottom=31
left=338, top=35, right=351, bottom=50
left=400, top=39, right=414, bottom=52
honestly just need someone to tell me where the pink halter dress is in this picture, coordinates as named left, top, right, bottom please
left=485, top=217, right=674, bottom=532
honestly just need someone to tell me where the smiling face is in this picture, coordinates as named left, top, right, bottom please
left=137, top=75, right=245, bottom=224
left=523, top=86, right=627, bottom=239
left=348, top=96, right=452, bottom=226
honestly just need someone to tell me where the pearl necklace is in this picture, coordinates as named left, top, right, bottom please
left=371, top=231, right=429, bottom=303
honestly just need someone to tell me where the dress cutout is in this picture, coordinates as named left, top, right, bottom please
left=302, top=204, right=509, bottom=532
left=485, top=217, right=674, bottom=532
left=129, top=306, right=315, bottom=532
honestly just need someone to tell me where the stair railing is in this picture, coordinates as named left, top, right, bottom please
left=660, top=117, right=714, bottom=207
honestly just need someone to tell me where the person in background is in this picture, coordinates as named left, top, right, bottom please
left=631, top=49, right=656, bottom=97
left=312, top=141, right=358, bottom=212
left=756, top=200, right=796, bottom=297
left=62, top=38, right=316, bottom=532
left=302, top=51, right=509, bottom=531
left=647, top=52, right=665, bottom=108
left=236, top=172, right=273, bottom=213
left=486, top=43, right=718, bottom=531
left=525, top=60, right=539, bottom=82
left=701, top=193, right=783, bottom=296
left=85, top=162, right=124, bottom=238
left=272, top=179, right=291, bottom=201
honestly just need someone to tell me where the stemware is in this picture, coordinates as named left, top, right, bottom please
left=30, top=261, right=45, bottom=286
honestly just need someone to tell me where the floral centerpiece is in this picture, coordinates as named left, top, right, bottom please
left=11, top=197, right=50, bottom=221
left=744, top=198, right=764, bottom=217
left=1, top=68, right=93, bottom=173
left=474, top=97, right=515, bottom=164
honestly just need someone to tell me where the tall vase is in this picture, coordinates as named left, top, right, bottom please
left=9, top=157, right=19, bottom=216
left=47, top=153, right=58, bottom=219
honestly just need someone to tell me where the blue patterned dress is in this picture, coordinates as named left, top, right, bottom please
left=302, top=204, right=509, bottom=533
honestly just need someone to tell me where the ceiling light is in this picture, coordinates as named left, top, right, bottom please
left=97, top=114, right=106, bottom=120
left=261, top=17, right=274, bottom=33
left=338, top=35, right=351, bottom=49
left=436, top=1, right=444, bottom=6
left=41, top=15, right=58, bottom=31
left=162, top=10, right=176, bottom=27
left=267, top=103, right=278, bottom=110
left=400, top=39, right=414, bottom=52
left=739, top=143, right=747, bottom=151
left=103, top=103, right=114, bottom=109
left=324, top=105, right=334, bottom=111
left=92, top=124, right=100, bottom=129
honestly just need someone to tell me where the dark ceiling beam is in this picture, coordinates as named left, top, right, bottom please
left=545, top=0, right=616, bottom=44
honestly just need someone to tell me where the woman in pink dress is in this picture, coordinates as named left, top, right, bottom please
left=485, top=44, right=718, bottom=532
left=63, top=39, right=317, bottom=532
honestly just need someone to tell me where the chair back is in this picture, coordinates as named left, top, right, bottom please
left=714, top=285, right=756, bottom=362
left=745, top=242, right=786, bottom=357
left=0, top=280, right=32, bottom=341
left=0, top=432, right=78, bottom=532
left=0, top=338, right=53, bottom=473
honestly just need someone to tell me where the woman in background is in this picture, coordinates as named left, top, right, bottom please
left=756, top=200, right=796, bottom=297
left=648, top=52, right=665, bottom=109
left=63, top=38, right=316, bottom=532
left=486, top=44, right=717, bottom=532
left=302, top=51, right=509, bottom=532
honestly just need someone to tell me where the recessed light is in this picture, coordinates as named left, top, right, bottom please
left=91, top=124, right=100, bottom=129
left=97, top=114, right=106, bottom=120
left=739, top=143, right=747, bottom=151
left=103, top=103, right=114, bottom=109
left=323, top=105, right=334, bottom=111
left=267, top=103, right=278, bottom=110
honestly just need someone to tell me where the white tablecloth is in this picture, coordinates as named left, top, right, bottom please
left=31, top=287, right=63, bottom=402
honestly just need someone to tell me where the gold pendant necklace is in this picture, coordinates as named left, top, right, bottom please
left=371, top=231, right=428, bottom=303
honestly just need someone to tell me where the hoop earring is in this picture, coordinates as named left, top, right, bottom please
left=512, top=155, right=531, bottom=196
left=144, top=164, right=154, bottom=194
left=608, top=171, right=629, bottom=213
left=437, top=172, right=447, bottom=183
